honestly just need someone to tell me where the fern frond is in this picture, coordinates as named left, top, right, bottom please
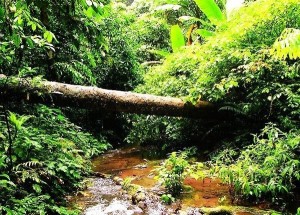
left=14, top=160, right=44, bottom=171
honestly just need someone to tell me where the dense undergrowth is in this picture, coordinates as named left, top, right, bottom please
left=127, top=0, right=300, bottom=211
left=211, top=125, right=300, bottom=207
left=0, top=105, right=110, bottom=214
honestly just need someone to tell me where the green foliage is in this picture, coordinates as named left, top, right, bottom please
left=196, top=28, right=215, bottom=38
left=96, top=9, right=141, bottom=90
left=121, top=177, right=134, bottom=190
left=170, top=25, right=185, bottom=52
left=0, top=0, right=140, bottom=90
left=0, top=105, right=110, bottom=214
left=272, top=28, right=300, bottom=60
left=193, top=0, right=225, bottom=24
left=155, top=148, right=205, bottom=197
left=135, top=0, right=300, bottom=129
left=160, top=193, right=175, bottom=204
left=130, top=0, right=300, bottom=208
left=0, top=0, right=107, bottom=82
left=0, top=0, right=142, bottom=211
left=1, top=0, right=300, bottom=212
left=126, top=6, right=171, bottom=62
left=155, top=151, right=189, bottom=196
left=126, top=115, right=208, bottom=150
left=212, top=124, right=300, bottom=201
left=9, top=112, right=31, bottom=131
left=120, top=176, right=140, bottom=195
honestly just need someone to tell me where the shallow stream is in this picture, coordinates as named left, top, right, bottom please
left=68, top=147, right=274, bottom=215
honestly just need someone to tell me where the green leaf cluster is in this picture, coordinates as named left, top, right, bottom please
left=212, top=124, right=300, bottom=202
left=0, top=105, right=110, bottom=214
left=155, top=151, right=190, bottom=196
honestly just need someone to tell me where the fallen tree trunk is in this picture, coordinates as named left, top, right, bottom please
left=0, top=75, right=217, bottom=118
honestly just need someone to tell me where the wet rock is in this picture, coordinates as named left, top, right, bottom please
left=113, top=176, right=123, bottom=185
left=76, top=191, right=90, bottom=197
left=127, top=195, right=132, bottom=200
left=184, top=207, right=204, bottom=215
left=85, top=198, right=143, bottom=215
left=150, top=184, right=166, bottom=195
left=133, top=207, right=144, bottom=215
left=171, top=200, right=182, bottom=213
left=136, top=192, right=146, bottom=202
left=134, top=163, right=148, bottom=169
left=92, top=172, right=111, bottom=178
left=132, top=191, right=146, bottom=204
left=138, top=201, right=147, bottom=210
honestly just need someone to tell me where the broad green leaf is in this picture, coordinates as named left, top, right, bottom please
left=17, top=16, right=23, bottom=25
left=32, top=23, right=37, bottom=31
left=57, top=114, right=65, bottom=121
left=26, top=37, right=34, bottom=48
left=9, top=112, right=30, bottom=130
left=33, top=184, right=42, bottom=194
left=43, top=31, right=53, bottom=43
left=0, top=174, right=10, bottom=180
left=43, top=31, right=56, bottom=43
left=170, top=25, right=185, bottom=52
left=12, top=34, right=21, bottom=47
left=9, top=112, right=18, bottom=126
left=149, top=49, right=170, bottom=58
left=0, top=7, right=5, bottom=20
left=196, top=29, right=215, bottom=38
left=193, top=0, right=225, bottom=24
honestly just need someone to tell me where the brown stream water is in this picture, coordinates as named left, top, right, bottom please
left=68, top=147, right=275, bottom=215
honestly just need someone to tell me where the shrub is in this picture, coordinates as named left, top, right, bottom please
left=212, top=124, right=300, bottom=202
left=0, top=105, right=110, bottom=213
left=155, top=151, right=190, bottom=196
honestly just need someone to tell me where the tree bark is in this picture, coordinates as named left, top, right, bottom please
left=0, top=75, right=217, bottom=118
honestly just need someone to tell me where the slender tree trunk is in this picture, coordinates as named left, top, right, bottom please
left=0, top=75, right=217, bottom=118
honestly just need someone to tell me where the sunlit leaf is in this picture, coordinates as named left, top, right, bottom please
left=193, top=0, right=225, bottom=24
left=272, top=28, right=300, bottom=60
left=43, top=31, right=53, bottom=43
left=31, top=23, right=37, bottom=31
left=196, top=29, right=215, bottom=38
left=170, top=25, right=185, bottom=52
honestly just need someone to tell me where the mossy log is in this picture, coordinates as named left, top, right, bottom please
left=0, top=75, right=217, bottom=118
